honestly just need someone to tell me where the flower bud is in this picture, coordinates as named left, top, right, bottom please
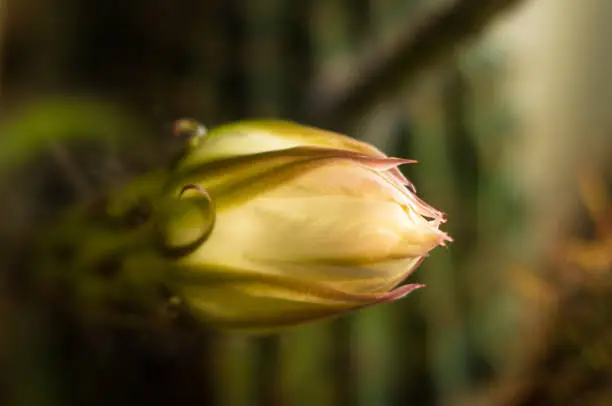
left=163, top=120, right=451, bottom=331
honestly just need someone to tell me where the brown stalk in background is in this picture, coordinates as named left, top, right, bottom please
left=306, top=0, right=528, bottom=131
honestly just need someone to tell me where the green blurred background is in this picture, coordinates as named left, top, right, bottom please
left=1, top=0, right=611, bottom=405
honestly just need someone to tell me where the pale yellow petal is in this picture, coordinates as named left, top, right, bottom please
left=247, top=257, right=424, bottom=295
left=172, top=264, right=425, bottom=331
left=187, top=197, right=401, bottom=264
left=168, top=146, right=411, bottom=213
left=179, top=160, right=445, bottom=294
left=177, top=120, right=390, bottom=169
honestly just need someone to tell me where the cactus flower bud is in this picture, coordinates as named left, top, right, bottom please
left=163, top=120, right=451, bottom=331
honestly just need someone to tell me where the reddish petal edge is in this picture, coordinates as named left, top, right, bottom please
left=375, top=283, right=426, bottom=303
left=176, top=261, right=428, bottom=333
left=350, top=283, right=427, bottom=314
left=189, top=283, right=427, bottom=333
left=389, top=167, right=418, bottom=192
left=354, top=156, right=416, bottom=171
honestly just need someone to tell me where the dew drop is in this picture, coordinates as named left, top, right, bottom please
left=173, top=118, right=207, bottom=141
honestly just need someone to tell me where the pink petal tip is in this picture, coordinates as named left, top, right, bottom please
left=378, top=283, right=426, bottom=303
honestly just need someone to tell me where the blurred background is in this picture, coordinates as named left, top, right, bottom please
left=1, top=0, right=612, bottom=405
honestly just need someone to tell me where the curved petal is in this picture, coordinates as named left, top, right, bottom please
left=172, top=263, right=425, bottom=332
left=245, top=257, right=425, bottom=295
left=239, top=197, right=442, bottom=260
left=185, top=195, right=430, bottom=266
left=179, top=161, right=446, bottom=292
left=178, top=119, right=418, bottom=192
left=166, top=146, right=413, bottom=211
left=177, top=120, right=395, bottom=167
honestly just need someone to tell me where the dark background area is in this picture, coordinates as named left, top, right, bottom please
left=0, top=0, right=611, bottom=405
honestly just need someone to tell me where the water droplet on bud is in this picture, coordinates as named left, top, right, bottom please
left=173, top=119, right=207, bottom=147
